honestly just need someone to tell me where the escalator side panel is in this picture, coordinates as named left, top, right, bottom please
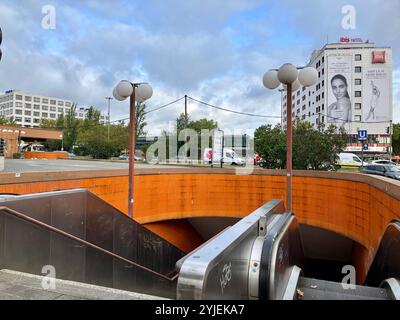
left=259, top=215, right=304, bottom=300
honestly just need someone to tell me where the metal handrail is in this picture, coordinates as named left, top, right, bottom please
left=0, top=206, right=178, bottom=282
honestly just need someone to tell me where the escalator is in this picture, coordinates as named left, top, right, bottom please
left=0, top=189, right=185, bottom=299
left=176, top=200, right=400, bottom=300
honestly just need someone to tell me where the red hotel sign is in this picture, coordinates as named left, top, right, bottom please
left=372, top=50, right=386, bottom=63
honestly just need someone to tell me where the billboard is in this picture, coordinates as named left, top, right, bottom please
left=327, top=54, right=352, bottom=123
left=362, top=68, right=390, bottom=122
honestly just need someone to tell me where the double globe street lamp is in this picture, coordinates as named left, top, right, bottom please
left=113, top=80, right=153, bottom=218
left=263, top=64, right=318, bottom=211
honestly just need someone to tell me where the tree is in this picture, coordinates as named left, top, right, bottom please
left=176, top=112, right=189, bottom=132
left=134, top=102, right=147, bottom=141
left=393, top=123, right=400, bottom=155
left=0, top=116, right=16, bottom=126
left=254, top=120, right=348, bottom=170
left=187, top=118, right=218, bottom=134
left=254, top=124, right=286, bottom=169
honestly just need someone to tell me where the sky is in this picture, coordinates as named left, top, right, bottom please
left=0, top=0, right=399, bottom=136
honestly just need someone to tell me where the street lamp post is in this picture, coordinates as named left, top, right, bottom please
left=105, top=97, right=113, bottom=143
left=113, top=80, right=153, bottom=218
left=263, top=64, right=318, bottom=211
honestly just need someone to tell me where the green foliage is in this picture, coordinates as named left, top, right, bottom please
left=187, top=118, right=218, bottom=134
left=0, top=116, right=16, bottom=126
left=254, top=120, right=348, bottom=170
left=135, top=102, right=147, bottom=141
left=393, top=123, right=400, bottom=155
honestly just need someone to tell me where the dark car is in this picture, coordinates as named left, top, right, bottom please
left=360, top=164, right=400, bottom=180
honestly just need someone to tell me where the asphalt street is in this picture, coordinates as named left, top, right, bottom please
left=2, top=159, right=184, bottom=173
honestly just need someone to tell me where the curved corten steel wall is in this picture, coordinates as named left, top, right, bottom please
left=1, top=168, right=400, bottom=281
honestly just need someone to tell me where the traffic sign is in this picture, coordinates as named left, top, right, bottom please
left=358, top=130, right=368, bottom=141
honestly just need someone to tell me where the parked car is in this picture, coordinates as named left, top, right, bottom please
left=360, top=164, right=400, bottom=180
left=118, top=154, right=143, bottom=161
left=371, top=159, right=399, bottom=166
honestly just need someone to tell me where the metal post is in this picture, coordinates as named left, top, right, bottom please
left=286, top=83, right=292, bottom=212
left=221, top=129, right=224, bottom=169
left=389, top=120, right=393, bottom=160
left=128, top=87, right=136, bottom=218
left=106, top=97, right=112, bottom=143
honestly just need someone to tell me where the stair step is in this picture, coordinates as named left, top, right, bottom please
left=297, top=277, right=391, bottom=300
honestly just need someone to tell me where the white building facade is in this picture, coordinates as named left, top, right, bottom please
left=282, top=41, right=393, bottom=155
left=0, top=90, right=73, bottom=128
left=0, top=90, right=110, bottom=127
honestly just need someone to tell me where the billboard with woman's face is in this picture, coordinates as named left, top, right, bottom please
left=362, top=68, right=390, bottom=122
left=327, top=54, right=352, bottom=123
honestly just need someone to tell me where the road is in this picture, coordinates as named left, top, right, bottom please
left=2, top=159, right=185, bottom=173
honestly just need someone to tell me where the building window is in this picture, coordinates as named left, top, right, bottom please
left=33, top=118, right=40, bottom=123
left=50, top=113, right=56, bottom=118
left=322, top=56, right=324, bottom=63
left=354, top=115, right=361, bottom=122
left=34, top=104, right=40, bottom=110
left=16, top=95, right=23, bottom=100
left=65, top=102, right=71, bottom=107
left=355, top=79, right=362, bottom=85
left=355, top=66, right=362, bottom=73
left=355, top=54, right=362, bottom=61
left=15, top=117, right=22, bottom=122
left=322, top=80, right=324, bottom=87
left=16, top=102, right=23, bottom=107
left=42, top=105, right=48, bottom=111
left=42, top=98, right=48, bottom=103
left=25, top=103, right=31, bottom=109
left=355, top=91, right=362, bottom=97
left=50, top=99, right=56, bottom=105
left=50, top=106, right=56, bottom=112
left=24, top=118, right=31, bottom=123
left=34, top=97, right=41, bottom=103
left=42, top=112, right=48, bottom=117
left=15, top=109, right=22, bottom=115
left=322, top=68, right=324, bottom=75
left=355, top=103, right=362, bottom=109
left=322, top=104, right=324, bottom=111
left=24, top=110, right=31, bottom=116
left=57, top=101, right=64, bottom=106
left=322, top=92, right=324, bottom=98
left=24, top=96, right=32, bottom=101
left=33, top=111, right=40, bottom=117
left=58, top=107, right=63, bottom=112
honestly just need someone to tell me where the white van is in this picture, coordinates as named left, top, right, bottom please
left=203, top=148, right=245, bottom=166
left=337, top=153, right=368, bottom=167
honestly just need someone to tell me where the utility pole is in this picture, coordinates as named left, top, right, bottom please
left=184, top=95, right=188, bottom=160
left=184, top=95, right=188, bottom=126
left=105, top=97, right=113, bottom=142
left=389, top=120, right=393, bottom=160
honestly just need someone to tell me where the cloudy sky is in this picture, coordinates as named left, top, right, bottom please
left=0, top=0, right=399, bottom=135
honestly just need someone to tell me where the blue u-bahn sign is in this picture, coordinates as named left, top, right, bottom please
left=358, top=130, right=368, bottom=141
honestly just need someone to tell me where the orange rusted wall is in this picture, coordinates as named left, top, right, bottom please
left=23, top=151, right=70, bottom=159
left=1, top=168, right=400, bottom=282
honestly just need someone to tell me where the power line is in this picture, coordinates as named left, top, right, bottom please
left=187, top=96, right=281, bottom=119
